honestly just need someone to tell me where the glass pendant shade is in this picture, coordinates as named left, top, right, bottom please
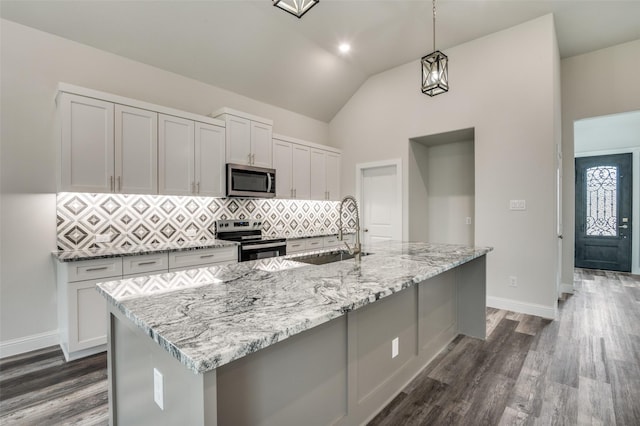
left=421, top=50, right=448, bottom=96
left=273, top=0, right=319, bottom=18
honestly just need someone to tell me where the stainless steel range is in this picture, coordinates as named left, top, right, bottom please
left=216, top=219, right=286, bottom=262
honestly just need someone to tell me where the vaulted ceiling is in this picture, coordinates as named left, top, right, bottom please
left=2, top=1, right=639, bottom=122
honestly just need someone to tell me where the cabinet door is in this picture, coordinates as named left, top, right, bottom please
left=195, top=122, right=225, bottom=197
left=115, top=105, right=158, bottom=194
left=250, top=121, right=273, bottom=168
left=158, top=114, right=195, bottom=195
left=292, top=144, right=311, bottom=199
left=325, top=152, right=341, bottom=201
left=68, top=279, right=107, bottom=352
left=225, top=115, right=252, bottom=165
left=309, top=149, right=327, bottom=200
left=273, top=140, right=293, bottom=198
left=60, top=93, right=114, bottom=192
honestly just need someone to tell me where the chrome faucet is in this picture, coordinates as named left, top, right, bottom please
left=338, top=195, right=362, bottom=262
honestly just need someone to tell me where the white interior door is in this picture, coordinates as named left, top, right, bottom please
left=359, top=161, right=402, bottom=246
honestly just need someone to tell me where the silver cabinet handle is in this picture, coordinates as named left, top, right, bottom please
left=248, top=153, right=252, bottom=165
left=110, top=176, right=114, bottom=192
left=196, top=182, right=200, bottom=194
left=294, top=188, right=297, bottom=198
left=86, top=266, right=108, bottom=272
left=252, top=153, right=255, bottom=164
left=364, top=229, right=369, bottom=232
left=290, top=188, right=294, bottom=198
left=200, top=254, right=215, bottom=259
left=137, top=261, right=157, bottom=266
left=619, top=225, right=628, bottom=229
left=117, top=176, right=121, bottom=191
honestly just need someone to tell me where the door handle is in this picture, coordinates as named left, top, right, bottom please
left=619, top=225, right=628, bottom=229
left=364, top=229, right=369, bottom=232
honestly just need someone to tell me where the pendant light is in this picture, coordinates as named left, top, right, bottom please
left=273, top=0, right=319, bottom=19
left=421, top=0, right=448, bottom=96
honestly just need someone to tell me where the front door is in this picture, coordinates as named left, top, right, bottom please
left=575, top=154, right=632, bottom=272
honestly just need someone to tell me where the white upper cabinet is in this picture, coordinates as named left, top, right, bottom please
left=273, top=134, right=339, bottom=201
left=250, top=121, right=273, bottom=168
left=310, top=149, right=341, bottom=200
left=310, top=149, right=327, bottom=200
left=213, top=108, right=273, bottom=168
left=60, top=93, right=114, bottom=193
left=325, top=151, right=341, bottom=201
left=292, top=144, right=311, bottom=199
left=58, top=84, right=227, bottom=196
left=273, top=139, right=293, bottom=198
left=225, top=115, right=252, bottom=165
left=115, top=105, right=158, bottom=194
left=158, top=114, right=195, bottom=196
left=195, top=122, right=225, bottom=197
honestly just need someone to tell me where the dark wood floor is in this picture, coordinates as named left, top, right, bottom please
left=1, top=268, right=638, bottom=425
left=370, top=268, right=640, bottom=425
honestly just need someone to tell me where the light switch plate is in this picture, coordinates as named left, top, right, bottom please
left=154, top=368, right=164, bottom=410
left=509, top=200, right=526, bottom=211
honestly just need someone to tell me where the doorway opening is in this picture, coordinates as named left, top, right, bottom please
left=574, top=110, right=640, bottom=274
left=409, top=128, right=475, bottom=244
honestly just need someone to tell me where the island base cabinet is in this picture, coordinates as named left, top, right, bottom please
left=106, top=256, right=486, bottom=425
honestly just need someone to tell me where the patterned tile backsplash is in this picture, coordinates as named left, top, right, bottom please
left=56, top=193, right=357, bottom=251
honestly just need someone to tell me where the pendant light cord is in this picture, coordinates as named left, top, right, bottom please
left=432, top=0, right=436, bottom=52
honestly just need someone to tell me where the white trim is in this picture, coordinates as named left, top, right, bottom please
left=272, top=133, right=341, bottom=154
left=559, top=282, right=574, bottom=295
left=355, top=159, right=403, bottom=242
left=209, top=107, right=273, bottom=126
left=56, top=82, right=225, bottom=127
left=487, top=296, right=556, bottom=320
left=0, top=330, right=59, bottom=359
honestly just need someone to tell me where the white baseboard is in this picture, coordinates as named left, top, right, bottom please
left=0, top=330, right=59, bottom=359
left=559, top=283, right=574, bottom=295
left=487, top=296, right=556, bottom=320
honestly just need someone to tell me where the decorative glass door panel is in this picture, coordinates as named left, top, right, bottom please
left=575, top=154, right=632, bottom=272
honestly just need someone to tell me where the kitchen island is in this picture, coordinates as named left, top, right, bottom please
left=97, top=241, right=491, bottom=425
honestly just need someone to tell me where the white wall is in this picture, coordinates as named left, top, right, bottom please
left=330, top=15, right=560, bottom=318
left=561, top=39, right=640, bottom=289
left=425, top=140, right=475, bottom=245
left=0, top=19, right=330, bottom=355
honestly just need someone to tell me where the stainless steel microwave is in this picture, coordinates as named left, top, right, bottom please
left=226, top=163, right=276, bottom=198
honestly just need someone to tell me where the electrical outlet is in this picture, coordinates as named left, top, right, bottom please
left=509, top=276, right=518, bottom=287
left=392, top=337, right=399, bottom=358
left=185, top=229, right=196, bottom=237
left=154, top=368, right=164, bottom=410
left=95, top=233, right=111, bottom=243
left=465, top=217, right=472, bottom=225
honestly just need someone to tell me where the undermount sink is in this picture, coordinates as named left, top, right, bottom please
left=291, top=250, right=371, bottom=265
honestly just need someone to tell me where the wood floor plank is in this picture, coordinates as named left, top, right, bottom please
left=609, top=359, right=640, bottom=425
left=578, top=335, right=609, bottom=383
left=577, top=375, right=616, bottom=425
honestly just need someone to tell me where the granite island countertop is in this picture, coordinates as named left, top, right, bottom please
left=97, top=241, right=492, bottom=374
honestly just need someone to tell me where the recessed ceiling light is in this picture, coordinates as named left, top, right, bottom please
left=339, top=43, right=351, bottom=54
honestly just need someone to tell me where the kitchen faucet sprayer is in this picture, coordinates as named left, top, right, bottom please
left=338, top=195, right=362, bottom=262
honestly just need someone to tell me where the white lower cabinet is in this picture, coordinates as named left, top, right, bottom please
left=57, top=257, right=122, bottom=361
left=287, top=235, right=356, bottom=254
left=57, top=248, right=237, bottom=360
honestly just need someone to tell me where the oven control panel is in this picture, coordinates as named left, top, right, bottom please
left=216, top=219, right=263, bottom=232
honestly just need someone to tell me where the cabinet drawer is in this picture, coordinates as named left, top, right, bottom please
left=123, top=253, right=169, bottom=276
left=67, top=258, right=123, bottom=282
left=286, top=239, right=306, bottom=253
left=305, top=238, right=324, bottom=250
left=169, top=247, right=237, bottom=270
left=323, top=235, right=341, bottom=248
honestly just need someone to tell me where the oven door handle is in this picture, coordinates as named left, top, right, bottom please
left=241, top=242, right=285, bottom=251
left=267, top=172, right=272, bottom=193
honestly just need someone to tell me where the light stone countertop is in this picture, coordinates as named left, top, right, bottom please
left=52, top=239, right=239, bottom=262
left=97, top=241, right=492, bottom=374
